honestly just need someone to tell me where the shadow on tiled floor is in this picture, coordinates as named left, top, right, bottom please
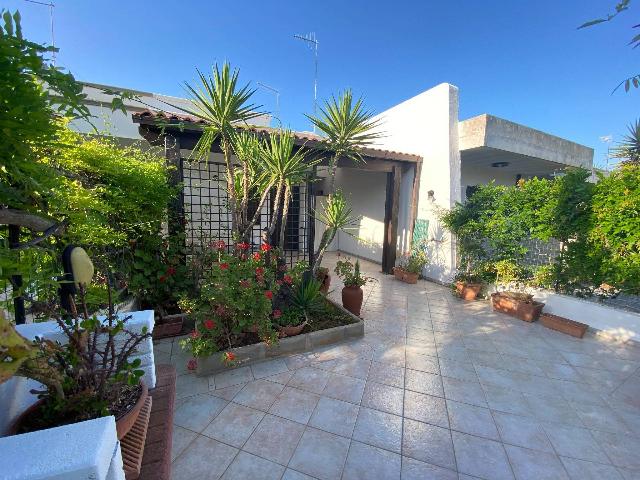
left=156, top=253, right=640, bottom=480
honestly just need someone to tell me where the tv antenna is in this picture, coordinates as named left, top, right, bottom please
left=257, top=82, right=280, bottom=126
left=294, top=32, right=319, bottom=132
left=24, top=0, right=56, bottom=65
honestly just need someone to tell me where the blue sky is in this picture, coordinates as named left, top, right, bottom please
left=7, top=0, right=639, bottom=167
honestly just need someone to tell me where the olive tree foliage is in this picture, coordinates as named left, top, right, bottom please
left=578, top=0, right=640, bottom=94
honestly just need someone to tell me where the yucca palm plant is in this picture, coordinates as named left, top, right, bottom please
left=612, top=119, right=640, bottom=164
left=169, top=63, right=262, bottom=235
left=313, top=191, right=358, bottom=273
left=306, top=90, right=383, bottom=193
left=257, top=130, right=319, bottom=247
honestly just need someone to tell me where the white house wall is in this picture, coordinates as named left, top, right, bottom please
left=461, top=164, right=519, bottom=200
left=334, top=168, right=387, bottom=263
left=372, top=84, right=461, bottom=283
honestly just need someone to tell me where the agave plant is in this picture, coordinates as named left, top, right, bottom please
left=611, top=119, right=640, bottom=164
left=306, top=90, right=383, bottom=193
left=291, top=277, right=324, bottom=323
left=313, top=191, right=358, bottom=274
left=169, top=63, right=262, bottom=235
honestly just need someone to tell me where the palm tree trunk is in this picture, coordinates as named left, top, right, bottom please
left=222, top=138, right=238, bottom=236
left=240, top=159, right=250, bottom=231
left=241, top=180, right=275, bottom=240
left=312, top=227, right=337, bottom=275
left=278, top=184, right=291, bottom=249
left=327, top=154, right=339, bottom=195
left=267, top=180, right=285, bottom=243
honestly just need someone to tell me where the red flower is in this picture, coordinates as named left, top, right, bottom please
left=159, top=275, right=167, bottom=283
left=264, top=290, right=273, bottom=300
left=190, top=330, right=200, bottom=339
left=283, top=275, right=293, bottom=285
left=240, top=279, right=250, bottom=288
left=272, top=309, right=282, bottom=319
left=187, top=358, right=197, bottom=371
left=167, top=266, right=177, bottom=276
left=215, top=240, right=226, bottom=250
left=219, top=263, right=229, bottom=270
left=237, top=242, right=250, bottom=250
left=252, top=252, right=262, bottom=261
left=255, top=267, right=265, bottom=276
left=203, top=319, right=216, bottom=330
left=224, top=351, right=236, bottom=362
left=260, top=243, right=272, bottom=252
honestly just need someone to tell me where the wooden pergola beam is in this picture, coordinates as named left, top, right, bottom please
left=382, top=165, right=402, bottom=274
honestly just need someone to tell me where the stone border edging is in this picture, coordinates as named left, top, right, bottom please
left=195, top=300, right=364, bottom=376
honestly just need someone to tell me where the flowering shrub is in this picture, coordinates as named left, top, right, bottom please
left=180, top=241, right=281, bottom=357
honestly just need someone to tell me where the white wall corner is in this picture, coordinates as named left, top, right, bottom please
left=0, top=416, right=124, bottom=480
left=373, top=83, right=461, bottom=283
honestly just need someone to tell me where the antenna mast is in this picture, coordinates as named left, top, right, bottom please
left=257, top=82, right=280, bottom=126
left=294, top=32, right=319, bottom=131
left=25, top=0, right=56, bottom=65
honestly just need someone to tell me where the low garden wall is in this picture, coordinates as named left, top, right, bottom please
left=197, top=304, right=364, bottom=376
left=0, top=310, right=155, bottom=480
left=533, top=291, right=640, bottom=342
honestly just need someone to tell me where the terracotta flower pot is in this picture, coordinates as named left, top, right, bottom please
left=540, top=313, right=588, bottom=338
left=455, top=281, right=482, bottom=301
left=278, top=322, right=307, bottom=337
left=342, top=285, right=364, bottom=316
left=318, top=272, right=331, bottom=294
left=491, top=292, right=544, bottom=322
left=6, top=381, right=147, bottom=440
left=392, top=267, right=418, bottom=284
left=115, top=381, right=148, bottom=440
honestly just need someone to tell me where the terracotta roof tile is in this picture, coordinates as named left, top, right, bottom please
left=132, top=109, right=421, bottom=162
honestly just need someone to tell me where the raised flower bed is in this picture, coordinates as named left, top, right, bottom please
left=195, top=299, right=363, bottom=375
left=178, top=241, right=364, bottom=376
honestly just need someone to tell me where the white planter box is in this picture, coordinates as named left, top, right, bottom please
left=0, top=310, right=155, bottom=480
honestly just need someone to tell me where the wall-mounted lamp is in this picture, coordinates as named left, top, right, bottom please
left=491, top=161, right=510, bottom=168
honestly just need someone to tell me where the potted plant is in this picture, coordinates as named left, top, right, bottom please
left=316, top=266, right=331, bottom=294
left=393, top=249, right=429, bottom=284
left=0, top=286, right=151, bottom=439
left=275, top=277, right=324, bottom=337
left=334, top=259, right=372, bottom=316
left=490, top=261, right=545, bottom=322
left=454, top=273, right=484, bottom=301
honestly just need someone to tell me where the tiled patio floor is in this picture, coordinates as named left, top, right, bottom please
left=154, top=253, right=640, bottom=480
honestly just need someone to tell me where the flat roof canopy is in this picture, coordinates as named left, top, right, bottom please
left=459, top=114, right=593, bottom=170
left=461, top=146, right=574, bottom=176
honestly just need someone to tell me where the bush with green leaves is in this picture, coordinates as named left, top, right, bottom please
left=334, top=258, right=370, bottom=287
left=589, top=164, right=640, bottom=293
left=441, top=166, right=640, bottom=295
